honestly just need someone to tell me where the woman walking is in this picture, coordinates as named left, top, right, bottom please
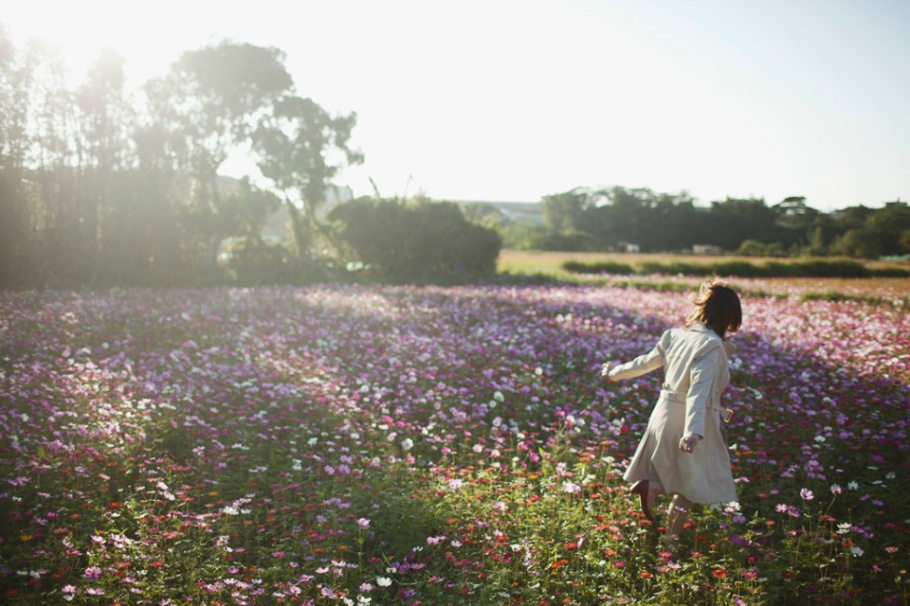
left=603, top=280, right=742, bottom=547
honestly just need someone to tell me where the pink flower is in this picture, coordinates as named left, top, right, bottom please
left=800, top=488, right=814, bottom=501
left=84, top=566, right=102, bottom=580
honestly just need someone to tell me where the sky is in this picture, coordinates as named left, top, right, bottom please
left=2, top=0, right=908, bottom=211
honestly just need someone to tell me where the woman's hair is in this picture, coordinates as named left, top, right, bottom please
left=685, top=279, right=742, bottom=339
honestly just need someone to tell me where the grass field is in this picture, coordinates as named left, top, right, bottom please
left=497, top=250, right=910, bottom=302
left=1, top=282, right=908, bottom=604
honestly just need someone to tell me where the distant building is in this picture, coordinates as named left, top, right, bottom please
left=693, top=244, right=722, bottom=255
left=625, top=243, right=640, bottom=253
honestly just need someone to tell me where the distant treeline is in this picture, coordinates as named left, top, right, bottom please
left=470, top=187, right=910, bottom=260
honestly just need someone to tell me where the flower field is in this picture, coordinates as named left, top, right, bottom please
left=1, top=284, right=908, bottom=605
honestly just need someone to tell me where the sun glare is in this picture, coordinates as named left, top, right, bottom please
left=2, top=1, right=212, bottom=85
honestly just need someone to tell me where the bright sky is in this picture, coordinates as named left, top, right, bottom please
left=2, top=0, right=908, bottom=210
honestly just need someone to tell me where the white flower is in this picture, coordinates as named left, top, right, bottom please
left=376, top=576, right=392, bottom=587
left=401, top=438, right=414, bottom=451
left=561, top=481, right=581, bottom=494
left=851, top=546, right=864, bottom=557
left=847, top=481, right=859, bottom=491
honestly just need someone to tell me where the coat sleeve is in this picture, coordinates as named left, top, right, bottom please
left=607, top=331, right=669, bottom=382
left=684, top=343, right=723, bottom=438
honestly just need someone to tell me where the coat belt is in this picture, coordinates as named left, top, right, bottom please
left=660, top=386, right=722, bottom=411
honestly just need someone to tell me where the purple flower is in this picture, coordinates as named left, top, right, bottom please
left=84, top=566, right=102, bottom=580
left=800, top=488, right=814, bottom=501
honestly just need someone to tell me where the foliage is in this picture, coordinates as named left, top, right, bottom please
left=329, top=197, right=502, bottom=282
left=736, top=240, right=785, bottom=258
left=528, top=187, right=910, bottom=260
left=1, top=283, right=908, bottom=605
left=143, top=41, right=294, bottom=275
left=1, top=23, right=908, bottom=289
left=562, top=258, right=910, bottom=279
left=253, top=94, right=363, bottom=271
left=0, top=32, right=365, bottom=289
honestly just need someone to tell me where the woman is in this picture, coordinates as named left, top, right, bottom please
left=602, top=279, right=742, bottom=546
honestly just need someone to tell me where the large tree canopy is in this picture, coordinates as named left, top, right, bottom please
left=143, top=41, right=295, bottom=273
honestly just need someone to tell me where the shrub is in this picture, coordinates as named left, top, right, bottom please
left=330, top=198, right=502, bottom=282
left=560, top=257, right=908, bottom=279
left=227, top=238, right=297, bottom=285
left=562, top=261, right=635, bottom=275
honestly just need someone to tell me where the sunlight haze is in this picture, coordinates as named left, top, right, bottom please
left=2, top=0, right=908, bottom=210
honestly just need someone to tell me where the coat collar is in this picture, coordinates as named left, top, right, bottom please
left=690, top=321, right=736, bottom=356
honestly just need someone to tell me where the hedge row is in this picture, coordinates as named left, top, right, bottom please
left=562, top=259, right=910, bottom=279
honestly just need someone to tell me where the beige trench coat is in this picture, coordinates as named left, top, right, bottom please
left=608, top=322, right=737, bottom=504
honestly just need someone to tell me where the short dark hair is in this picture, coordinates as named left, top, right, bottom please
left=686, top=279, right=742, bottom=339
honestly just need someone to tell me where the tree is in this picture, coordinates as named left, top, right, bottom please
left=865, top=203, right=910, bottom=256
left=0, top=26, right=32, bottom=285
left=899, top=229, right=910, bottom=255
left=221, top=177, right=286, bottom=285
left=706, top=197, right=778, bottom=251
left=542, top=189, right=589, bottom=233
left=330, top=198, right=501, bottom=281
left=253, top=94, right=363, bottom=278
left=73, top=48, right=136, bottom=283
left=830, top=228, right=880, bottom=259
left=145, top=41, right=293, bottom=275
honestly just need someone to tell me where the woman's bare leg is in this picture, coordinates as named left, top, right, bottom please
left=647, top=480, right=665, bottom=515
left=665, top=493, right=692, bottom=551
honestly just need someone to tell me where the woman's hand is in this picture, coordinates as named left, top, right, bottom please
left=601, top=363, right=614, bottom=382
left=679, top=433, right=702, bottom=453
